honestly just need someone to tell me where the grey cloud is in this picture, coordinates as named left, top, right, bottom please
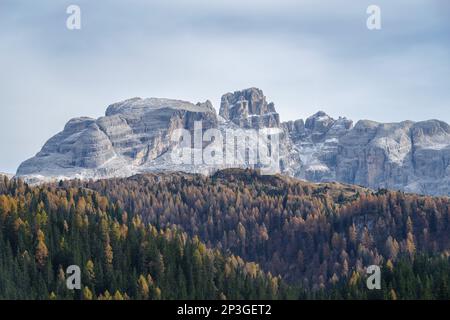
left=0, top=0, right=449, bottom=173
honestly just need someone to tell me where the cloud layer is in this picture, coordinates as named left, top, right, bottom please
left=1, top=0, right=449, bottom=173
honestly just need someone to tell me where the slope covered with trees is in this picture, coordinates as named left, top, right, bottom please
left=0, top=175, right=284, bottom=299
left=71, top=170, right=450, bottom=287
left=1, top=169, right=450, bottom=299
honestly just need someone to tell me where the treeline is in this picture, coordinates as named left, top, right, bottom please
left=303, top=254, right=450, bottom=300
left=0, top=175, right=284, bottom=300
left=2, top=169, right=450, bottom=299
left=59, top=169, right=450, bottom=288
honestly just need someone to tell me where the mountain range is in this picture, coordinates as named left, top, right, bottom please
left=16, top=88, right=450, bottom=196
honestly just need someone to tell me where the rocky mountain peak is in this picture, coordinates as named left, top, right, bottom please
left=14, top=88, right=450, bottom=196
left=412, top=119, right=450, bottom=138
left=305, top=111, right=334, bottom=131
left=17, top=96, right=219, bottom=181
left=219, top=88, right=280, bottom=129
left=0, top=172, right=13, bottom=179
left=105, top=97, right=214, bottom=117
left=300, top=111, right=353, bottom=143
left=63, top=117, right=96, bottom=132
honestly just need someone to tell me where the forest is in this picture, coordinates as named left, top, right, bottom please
left=1, top=169, right=450, bottom=299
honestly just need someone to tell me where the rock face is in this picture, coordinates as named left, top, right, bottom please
left=0, top=172, right=13, bottom=179
left=219, top=88, right=280, bottom=129
left=17, top=97, right=218, bottom=180
left=16, top=88, right=450, bottom=196
left=283, top=114, right=450, bottom=196
left=283, top=111, right=353, bottom=181
left=334, top=119, right=450, bottom=195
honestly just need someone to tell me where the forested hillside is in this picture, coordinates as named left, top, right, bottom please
left=1, top=170, right=450, bottom=299
left=0, top=175, right=284, bottom=299
left=73, top=169, right=450, bottom=285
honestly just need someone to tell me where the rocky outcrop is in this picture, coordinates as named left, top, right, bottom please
left=286, top=116, right=450, bottom=196
left=15, top=88, right=450, bottom=196
left=283, top=112, right=353, bottom=181
left=219, top=88, right=280, bottom=129
left=17, top=97, right=218, bottom=180
left=0, top=172, right=13, bottom=179
left=334, top=120, right=450, bottom=194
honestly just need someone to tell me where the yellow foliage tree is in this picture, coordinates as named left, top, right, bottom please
left=138, top=275, right=149, bottom=299
left=35, top=230, right=48, bottom=268
left=83, top=286, right=93, bottom=300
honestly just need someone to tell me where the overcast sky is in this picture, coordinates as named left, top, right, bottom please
left=0, top=0, right=449, bottom=173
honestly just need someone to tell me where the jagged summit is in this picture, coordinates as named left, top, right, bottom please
left=0, top=172, right=13, bottom=179
left=15, top=88, right=450, bottom=196
left=219, top=88, right=280, bottom=128
left=16, top=96, right=218, bottom=182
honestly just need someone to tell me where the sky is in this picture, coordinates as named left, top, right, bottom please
left=0, top=0, right=449, bottom=173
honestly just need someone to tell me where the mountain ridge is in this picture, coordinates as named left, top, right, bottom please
left=16, top=88, right=450, bottom=196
